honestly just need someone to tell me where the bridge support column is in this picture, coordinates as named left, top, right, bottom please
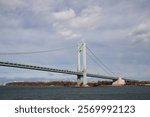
left=77, top=43, right=82, bottom=86
left=82, top=42, right=88, bottom=87
left=77, top=42, right=88, bottom=87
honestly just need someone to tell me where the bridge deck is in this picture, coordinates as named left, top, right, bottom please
left=0, top=61, right=135, bottom=81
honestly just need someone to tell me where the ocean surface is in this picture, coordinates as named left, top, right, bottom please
left=0, top=86, right=150, bottom=100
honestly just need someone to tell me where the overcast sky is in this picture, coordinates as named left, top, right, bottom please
left=0, top=0, right=150, bottom=83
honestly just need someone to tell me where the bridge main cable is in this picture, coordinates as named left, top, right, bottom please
left=86, top=46, right=117, bottom=77
left=0, top=48, right=66, bottom=55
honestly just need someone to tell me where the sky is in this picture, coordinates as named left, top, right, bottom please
left=0, top=0, right=150, bottom=83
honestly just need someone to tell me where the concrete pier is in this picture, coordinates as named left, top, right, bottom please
left=112, top=77, right=125, bottom=86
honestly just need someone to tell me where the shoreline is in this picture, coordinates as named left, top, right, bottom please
left=3, top=81, right=150, bottom=87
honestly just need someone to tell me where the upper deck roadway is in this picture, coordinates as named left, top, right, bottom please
left=0, top=61, right=135, bottom=81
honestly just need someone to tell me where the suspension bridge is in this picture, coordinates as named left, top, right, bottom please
left=0, top=42, right=135, bottom=86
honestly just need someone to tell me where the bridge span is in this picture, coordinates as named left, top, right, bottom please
left=0, top=61, right=133, bottom=82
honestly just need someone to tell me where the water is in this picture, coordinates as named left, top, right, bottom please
left=0, top=86, right=150, bottom=100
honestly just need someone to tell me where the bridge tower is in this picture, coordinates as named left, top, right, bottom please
left=77, top=42, right=88, bottom=87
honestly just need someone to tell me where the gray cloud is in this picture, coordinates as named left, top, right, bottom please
left=130, top=18, right=150, bottom=43
left=0, top=0, right=25, bottom=10
left=52, top=6, right=102, bottom=40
